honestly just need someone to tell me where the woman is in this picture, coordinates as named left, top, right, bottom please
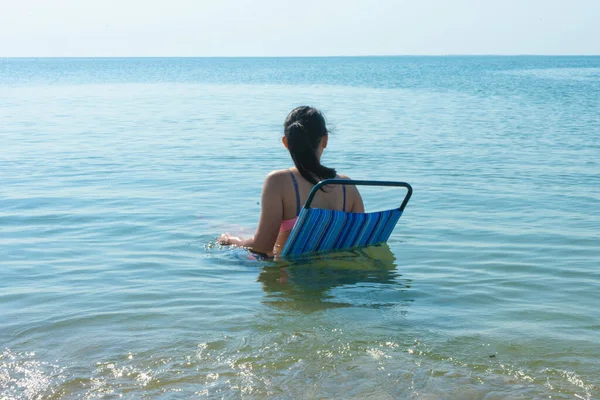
left=218, top=106, right=364, bottom=256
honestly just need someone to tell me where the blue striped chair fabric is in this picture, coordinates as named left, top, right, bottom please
left=281, top=179, right=411, bottom=257
left=281, top=207, right=403, bottom=257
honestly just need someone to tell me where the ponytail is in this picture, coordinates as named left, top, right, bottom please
left=284, top=107, right=336, bottom=187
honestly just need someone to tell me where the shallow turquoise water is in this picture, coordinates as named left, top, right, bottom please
left=1, top=57, right=599, bottom=399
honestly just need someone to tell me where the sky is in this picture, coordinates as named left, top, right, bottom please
left=1, top=0, right=599, bottom=57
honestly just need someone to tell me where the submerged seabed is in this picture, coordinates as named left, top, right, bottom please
left=1, top=56, right=599, bottom=399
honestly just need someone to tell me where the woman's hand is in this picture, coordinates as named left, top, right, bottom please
left=217, top=233, right=248, bottom=247
left=217, top=233, right=239, bottom=245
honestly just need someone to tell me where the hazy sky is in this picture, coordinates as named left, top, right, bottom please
left=1, top=0, right=599, bottom=57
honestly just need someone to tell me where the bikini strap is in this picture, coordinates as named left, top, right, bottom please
left=289, top=170, right=301, bottom=216
left=343, top=185, right=347, bottom=212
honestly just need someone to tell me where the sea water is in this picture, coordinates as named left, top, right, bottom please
left=1, top=56, right=599, bottom=399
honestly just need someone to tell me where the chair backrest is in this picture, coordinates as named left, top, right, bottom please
left=281, top=179, right=412, bottom=257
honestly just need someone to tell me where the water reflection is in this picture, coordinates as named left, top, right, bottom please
left=258, top=244, right=413, bottom=312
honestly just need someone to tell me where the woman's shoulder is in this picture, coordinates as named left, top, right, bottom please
left=266, top=169, right=293, bottom=180
left=262, top=169, right=293, bottom=188
left=336, top=173, right=361, bottom=193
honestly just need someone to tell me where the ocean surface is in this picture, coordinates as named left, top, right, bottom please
left=1, top=56, right=599, bottom=399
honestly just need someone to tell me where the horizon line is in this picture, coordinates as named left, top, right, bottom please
left=2, top=54, right=599, bottom=59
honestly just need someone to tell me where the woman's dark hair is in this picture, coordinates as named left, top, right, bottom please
left=284, top=106, right=336, bottom=186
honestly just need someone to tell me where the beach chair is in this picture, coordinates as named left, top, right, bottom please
left=281, top=179, right=412, bottom=257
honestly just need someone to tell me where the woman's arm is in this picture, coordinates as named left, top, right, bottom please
left=218, top=172, right=283, bottom=254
